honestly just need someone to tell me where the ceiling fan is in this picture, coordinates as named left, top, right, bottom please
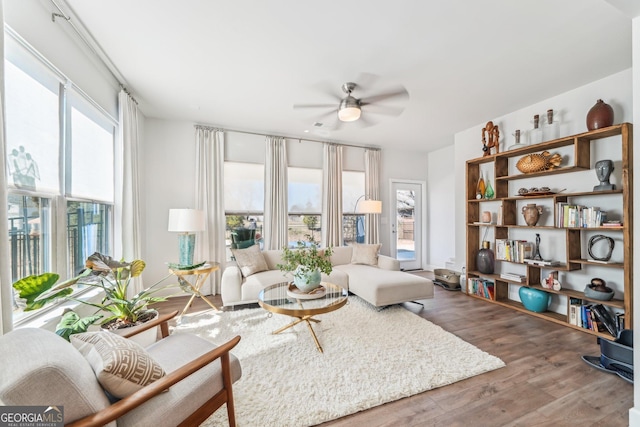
left=293, top=76, right=409, bottom=128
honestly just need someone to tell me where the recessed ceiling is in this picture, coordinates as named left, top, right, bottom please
left=63, top=0, right=632, bottom=152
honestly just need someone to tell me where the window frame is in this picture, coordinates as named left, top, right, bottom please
left=5, top=29, right=118, bottom=326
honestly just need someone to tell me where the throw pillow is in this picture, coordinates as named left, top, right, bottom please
left=350, top=243, right=381, bottom=266
left=231, top=244, right=269, bottom=277
left=71, top=331, right=166, bottom=399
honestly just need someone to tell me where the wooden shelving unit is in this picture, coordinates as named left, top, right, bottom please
left=465, top=123, right=633, bottom=340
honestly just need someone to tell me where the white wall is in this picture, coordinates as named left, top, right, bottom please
left=426, top=145, right=455, bottom=270
left=455, top=69, right=633, bottom=269
left=630, top=15, right=640, bottom=427
left=4, top=0, right=119, bottom=118
left=378, top=148, right=429, bottom=262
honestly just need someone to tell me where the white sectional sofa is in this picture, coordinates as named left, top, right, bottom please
left=221, top=244, right=434, bottom=308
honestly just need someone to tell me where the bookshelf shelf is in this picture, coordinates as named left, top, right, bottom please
left=465, top=123, right=633, bottom=340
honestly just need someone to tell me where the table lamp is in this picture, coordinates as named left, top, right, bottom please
left=168, top=208, right=205, bottom=266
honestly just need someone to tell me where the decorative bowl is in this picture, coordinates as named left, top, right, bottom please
left=519, top=287, right=550, bottom=313
left=584, top=284, right=615, bottom=301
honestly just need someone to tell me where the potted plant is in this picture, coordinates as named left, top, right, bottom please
left=276, top=235, right=333, bottom=292
left=12, top=252, right=174, bottom=340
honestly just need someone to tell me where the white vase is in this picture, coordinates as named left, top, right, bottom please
left=293, top=267, right=322, bottom=292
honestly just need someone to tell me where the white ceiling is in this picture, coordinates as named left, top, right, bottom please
left=63, top=0, right=633, bottom=153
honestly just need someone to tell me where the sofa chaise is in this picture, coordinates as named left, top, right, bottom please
left=221, top=244, right=434, bottom=308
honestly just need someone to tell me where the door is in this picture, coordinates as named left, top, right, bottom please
left=390, top=181, right=423, bottom=270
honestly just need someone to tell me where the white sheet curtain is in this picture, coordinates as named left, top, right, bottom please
left=321, top=144, right=343, bottom=247
left=117, top=89, right=144, bottom=296
left=263, top=136, right=288, bottom=250
left=365, top=149, right=381, bottom=244
left=195, top=127, right=226, bottom=295
left=0, top=0, right=11, bottom=335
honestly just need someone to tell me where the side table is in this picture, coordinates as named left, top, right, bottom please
left=169, top=262, right=220, bottom=319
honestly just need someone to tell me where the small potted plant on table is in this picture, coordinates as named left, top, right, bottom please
left=277, top=235, right=333, bottom=292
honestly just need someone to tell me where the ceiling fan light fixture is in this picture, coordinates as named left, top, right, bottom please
left=338, top=96, right=361, bottom=122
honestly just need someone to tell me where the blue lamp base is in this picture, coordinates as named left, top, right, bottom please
left=178, top=233, right=196, bottom=266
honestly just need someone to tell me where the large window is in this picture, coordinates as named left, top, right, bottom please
left=288, top=167, right=322, bottom=245
left=5, top=33, right=115, bottom=322
left=343, top=171, right=365, bottom=244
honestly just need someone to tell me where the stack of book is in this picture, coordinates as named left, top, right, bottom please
left=495, top=239, right=534, bottom=263
left=569, top=298, right=621, bottom=336
left=555, top=203, right=606, bottom=228
left=499, top=272, right=526, bottom=283
left=467, top=278, right=494, bottom=300
left=523, top=259, right=561, bottom=267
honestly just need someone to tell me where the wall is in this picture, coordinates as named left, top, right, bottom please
left=4, top=0, right=119, bottom=117
left=426, top=145, right=455, bottom=270
left=378, top=148, right=430, bottom=264
left=141, top=120, right=378, bottom=288
left=455, top=69, right=632, bottom=267
left=631, top=14, right=640, bottom=427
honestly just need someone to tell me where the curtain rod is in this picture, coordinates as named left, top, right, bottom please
left=194, top=124, right=381, bottom=151
left=48, top=0, right=132, bottom=97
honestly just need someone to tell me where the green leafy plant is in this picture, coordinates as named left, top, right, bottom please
left=277, top=234, right=333, bottom=279
left=13, top=252, right=174, bottom=338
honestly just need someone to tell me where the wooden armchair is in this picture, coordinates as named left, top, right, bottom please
left=0, top=311, right=242, bottom=427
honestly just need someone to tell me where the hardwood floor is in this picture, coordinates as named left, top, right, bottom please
left=154, top=274, right=633, bottom=427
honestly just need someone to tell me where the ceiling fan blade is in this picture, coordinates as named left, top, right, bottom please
left=361, top=103, right=406, bottom=117
left=360, top=87, right=409, bottom=105
left=293, top=103, right=338, bottom=110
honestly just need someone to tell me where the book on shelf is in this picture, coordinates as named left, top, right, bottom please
left=556, top=202, right=606, bottom=228
left=569, top=298, right=582, bottom=327
left=602, top=220, right=623, bottom=228
left=523, top=259, right=561, bottom=267
left=495, top=239, right=533, bottom=263
left=467, top=278, right=494, bottom=300
left=616, top=313, right=626, bottom=331
left=591, top=304, right=619, bottom=337
left=499, top=272, right=526, bottom=282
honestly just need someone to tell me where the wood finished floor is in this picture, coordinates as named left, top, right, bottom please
left=155, top=272, right=632, bottom=427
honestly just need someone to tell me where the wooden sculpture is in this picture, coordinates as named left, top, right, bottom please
left=482, top=121, right=500, bottom=156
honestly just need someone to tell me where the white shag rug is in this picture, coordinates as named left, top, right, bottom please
left=172, top=297, right=504, bottom=427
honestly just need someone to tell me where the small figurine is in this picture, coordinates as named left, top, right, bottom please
left=542, top=271, right=561, bottom=291
left=482, top=121, right=500, bottom=157
left=594, top=159, right=615, bottom=191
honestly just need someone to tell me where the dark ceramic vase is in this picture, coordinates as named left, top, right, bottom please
left=476, top=241, right=495, bottom=274
left=586, top=99, right=614, bottom=131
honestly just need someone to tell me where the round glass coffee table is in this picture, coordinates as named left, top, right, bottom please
left=258, top=282, right=348, bottom=353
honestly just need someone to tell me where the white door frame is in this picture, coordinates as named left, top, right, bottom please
left=389, top=179, right=427, bottom=270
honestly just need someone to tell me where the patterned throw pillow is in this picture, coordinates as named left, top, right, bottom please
left=350, top=243, right=382, bottom=266
left=71, top=331, right=165, bottom=399
left=231, top=244, right=269, bottom=277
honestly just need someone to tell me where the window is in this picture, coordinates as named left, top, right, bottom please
left=288, top=167, right=322, bottom=245
left=342, top=171, right=365, bottom=244
left=224, top=162, right=264, bottom=257
left=5, top=32, right=116, bottom=323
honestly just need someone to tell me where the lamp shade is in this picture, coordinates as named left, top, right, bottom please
left=168, top=209, right=205, bottom=232
left=356, top=199, right=382, bottom=214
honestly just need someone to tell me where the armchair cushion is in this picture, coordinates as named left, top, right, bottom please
left=71, top=331, right=166, bottom=399
left=231, top=244, right=268, bottom=277
left=350, top=243, right=381, bottom=266
left=0, top=328, right=114, bottom=426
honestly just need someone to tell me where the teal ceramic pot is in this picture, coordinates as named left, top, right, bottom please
left=293, top=268, right=321, bottom=292
left=519, top=287, right=550, bottom=313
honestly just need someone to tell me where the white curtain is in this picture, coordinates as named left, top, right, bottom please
left=365, top=149, right=381, bottom=244
left=263, top=136, right=288, bottom=250
left=0, top=0, right=11, bottom=334
left=195, top=127, right=226, bottom=295
left=321, top=144, right=343, bottom=247
left=117, top=89, right=143, bottom=296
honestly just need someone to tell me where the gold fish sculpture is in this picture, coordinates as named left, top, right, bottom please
left=516, top=151, right=562, bottom=174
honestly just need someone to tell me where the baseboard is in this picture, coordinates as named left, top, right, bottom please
left=629, top=407, right=640, bottom=426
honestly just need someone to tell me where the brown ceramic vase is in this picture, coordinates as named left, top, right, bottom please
left=586, top=99, right=614, bottom=131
